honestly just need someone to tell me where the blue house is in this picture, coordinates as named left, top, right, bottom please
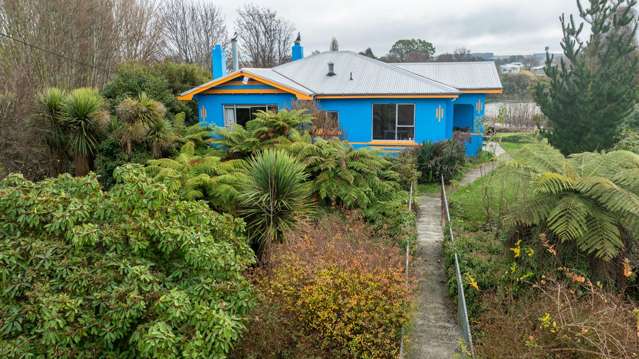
left=178, top=38, right=502, bottom=156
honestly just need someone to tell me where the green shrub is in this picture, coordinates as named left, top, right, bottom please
left=102, top=62, right=207, bottom=123
left=95, top=137, right=152, bottom=188
left=363, top=195, right=416, bottom=249
left=0, top=166, right=254, bottom=357
left=416, top=140, right=465, bottom=183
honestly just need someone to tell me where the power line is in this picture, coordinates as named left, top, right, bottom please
left=0, top=31, right=111, bottom=74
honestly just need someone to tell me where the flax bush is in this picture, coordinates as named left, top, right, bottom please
left=416, top=140, right=465, bottom=184
left=0, top=165, right=254, bottom=358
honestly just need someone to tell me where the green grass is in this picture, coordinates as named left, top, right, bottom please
left=490, top=132, right=543, bottom=159
left=443, top=167, right=519, bottom=318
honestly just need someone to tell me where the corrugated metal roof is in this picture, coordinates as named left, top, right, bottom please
left=178, top=52, right=501, bottom=101
left=271, top=51, right=460, bottom=96
left=395, top=61, right=502, bottom=90
left=243, top=68, right=314, bottom=95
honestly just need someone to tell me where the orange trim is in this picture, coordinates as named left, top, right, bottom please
left=204, top=89, right=286, bottom=95
left=177, top=70, right=312, bottom=101
left=350, top=140, right=420, bottom=147
left=221, top=80, right=261, bottom=86
left=461, top=88, right=503, bottom=94
left=315, top=94, right=458, bottom=99
left=177, top=72, right=245, bottom=100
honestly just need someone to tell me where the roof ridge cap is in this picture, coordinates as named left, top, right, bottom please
left=263, top=67, right=317, bottom=94
left=351, top=53, right=459, bottom=93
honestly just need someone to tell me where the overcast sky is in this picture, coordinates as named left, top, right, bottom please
left=215, top=0, right=581, bottom=56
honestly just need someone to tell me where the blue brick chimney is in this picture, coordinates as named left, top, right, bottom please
left=212, top=43, right=226, bottom=79
left=292, top=33, right=304, bottom=61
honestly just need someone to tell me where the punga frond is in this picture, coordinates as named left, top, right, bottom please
left=578, top=208, right=623, bottom=261
left=576, top=176, right=639, bottom=216
left=534, top=172, right=575, bottom=194
left=545, top=194, right=589, bottom=242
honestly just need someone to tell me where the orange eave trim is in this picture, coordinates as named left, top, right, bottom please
left=315, top=94, right=458, bottom=99
left=461, top=88, right=503, bottom=94
left=350, top=140, right=420, bottom=147
left=204, top=89, right=286, bottom=95
left=220, top=80, right=261, bottom=86
left=177, top=71, right=312, bottom=101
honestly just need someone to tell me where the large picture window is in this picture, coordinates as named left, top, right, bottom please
left=372, top=104, right=415, bottom=140
left=223, top=105, right=277, bottom=127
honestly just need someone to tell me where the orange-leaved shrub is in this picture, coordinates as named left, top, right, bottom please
left=232, top=212, right=414, bottom=359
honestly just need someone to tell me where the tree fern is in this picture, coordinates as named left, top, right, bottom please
left=510, top=143, right=639, bottom=262
left=545, top=194, right=590, bottom=242
left=146, top=142, right=244, bottom=212
left=214, top=110, right=312, bottom=159
left=287, top=138, right=400, bottom=209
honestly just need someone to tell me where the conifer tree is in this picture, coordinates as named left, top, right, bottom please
left=535, top=0, right=639, bottom=154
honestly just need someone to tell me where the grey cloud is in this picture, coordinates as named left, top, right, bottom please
left=217, top=0, right=580, bottom=56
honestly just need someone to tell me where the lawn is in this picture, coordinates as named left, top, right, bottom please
left=490, top=132, right=540, bottom=159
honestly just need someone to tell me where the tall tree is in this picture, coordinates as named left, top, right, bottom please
left=114, top=0, right=166, bottom=63
left=329, top=37, right=339, bottom=51
left=0, top=0, right=164, bottom=179
left=535, top=0, right=639, bottom=154
left=162, top=0, right=227, bottom=67
left=235, top=4, right=294, bottom=67
left=383, top=39, right=435, bottom=62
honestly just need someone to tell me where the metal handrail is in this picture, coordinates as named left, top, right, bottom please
left=399, top=181, right=414, bottom=358
left=441, top=175, right=475, bottom=358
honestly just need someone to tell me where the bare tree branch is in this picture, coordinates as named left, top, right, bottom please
left=162, top=0, right=227, bottom=67
left=235, top=4, right=294, bottom=67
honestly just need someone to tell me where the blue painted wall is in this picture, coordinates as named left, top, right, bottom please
left=454, top=94, right=486, bottom=157
left=453, top=104, right=474, bottom=130
left=194, top=92, right=296, bottom=127
left=316, top=98, right=453, bottom=147
left=192, top=91, right=488, bottom=156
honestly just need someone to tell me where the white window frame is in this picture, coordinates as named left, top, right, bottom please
left=372, top=103, right=415, bottom=141
left=223, top=104, right=278, bottom=127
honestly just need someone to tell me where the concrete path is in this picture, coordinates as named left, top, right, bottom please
left=407, top=194, right=460, bottom=358
left=406, top=142, right=506, bottom=359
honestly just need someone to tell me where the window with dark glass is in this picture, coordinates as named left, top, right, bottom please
left=372, top=104, right=415, bottom=140
left=223, top=105, right=277, bottom=127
